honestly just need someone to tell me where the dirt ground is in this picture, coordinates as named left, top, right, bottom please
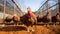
left=0, top=24, right=60, bottom=34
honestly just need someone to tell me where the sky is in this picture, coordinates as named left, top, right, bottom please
left=14, top=0, right=46, bottom=12
left=7, top=0, right=58, bottom=13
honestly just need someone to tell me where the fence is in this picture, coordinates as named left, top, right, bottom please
left=37, top=0, right=59, bottom=16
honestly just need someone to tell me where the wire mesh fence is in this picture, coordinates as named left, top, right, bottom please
left=37, top=0, right=59, bottom=16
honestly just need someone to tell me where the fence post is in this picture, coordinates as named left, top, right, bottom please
left=58, top=0, right=60, bottom=13
left=3, top=0, right=6, bottom=19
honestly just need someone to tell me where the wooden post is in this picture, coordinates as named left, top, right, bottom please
left=58, top=0, right=60, bottom=13
left=14, top=4, right=16, bottom=14
left=47, top=0, right=48, bottom=12
left=3, top=0, right=6, bottom=19
left=14, top=4, right=15, bottom=14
